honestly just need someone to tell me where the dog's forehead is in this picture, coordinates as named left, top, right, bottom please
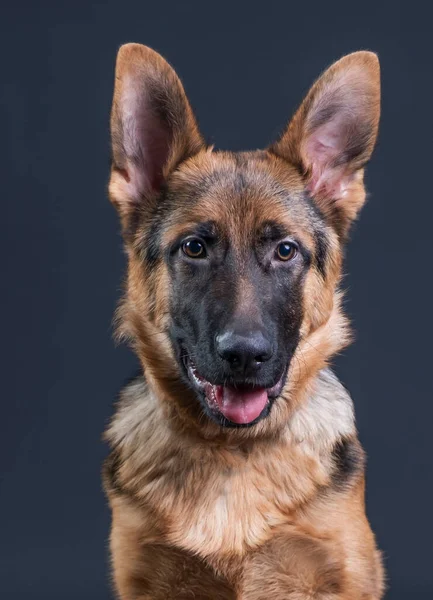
left=166, top=150, right=318, bottom=238
left=172, top=149, right=302, bottom=202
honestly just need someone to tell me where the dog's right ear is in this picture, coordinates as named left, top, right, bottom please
left=109, top=44, right=204, bottom=218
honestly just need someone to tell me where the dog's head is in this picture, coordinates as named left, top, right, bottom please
left=109, top=44, right=380, bottom=434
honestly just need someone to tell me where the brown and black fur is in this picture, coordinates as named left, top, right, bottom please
left=104, top=43, right=384, bottom=599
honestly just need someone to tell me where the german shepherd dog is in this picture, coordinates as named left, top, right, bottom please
left=104, top=44, right=383, bottom=599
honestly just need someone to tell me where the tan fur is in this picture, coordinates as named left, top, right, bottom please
left=104, top=44, right=384, bottom=599
left=104, top=372, right=382, bottom=598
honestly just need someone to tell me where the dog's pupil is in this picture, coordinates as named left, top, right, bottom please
left=185, top=240, right=204, bottom=257
left=277, top=242, right=294, bottom=260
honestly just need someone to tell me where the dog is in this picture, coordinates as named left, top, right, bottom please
left=103, top=43, right=384, bottom=599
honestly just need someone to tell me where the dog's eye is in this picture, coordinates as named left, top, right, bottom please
left=182, top=239, right=206, bottom=258
left=276, top=241, right=297, bottom=261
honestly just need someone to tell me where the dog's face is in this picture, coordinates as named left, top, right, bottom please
left=164, top=154, right=312, bottom=427
left=109, top=45, right=380, bottom=433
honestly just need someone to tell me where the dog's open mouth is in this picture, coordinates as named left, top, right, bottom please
left=184, top=357, right=285, bottom=425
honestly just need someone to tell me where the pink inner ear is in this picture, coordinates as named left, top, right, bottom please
left=304, top=112, right=350, bottom=197
left=120, top=74, right=171, bottom=200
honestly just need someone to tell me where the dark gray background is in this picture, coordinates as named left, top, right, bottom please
left=2, top=1, right=432, bottom=598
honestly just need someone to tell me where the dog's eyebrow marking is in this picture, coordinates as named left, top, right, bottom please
left=170, top=220, right=218, bottom=244
left=257, top=221, right=289, bottom=242
left=164, top=220, right=220, bottom=257
left=193, top=220, right=218, bottom=240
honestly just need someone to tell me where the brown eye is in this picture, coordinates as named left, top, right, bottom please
left=276, top=241, right=297, bottom=261
left=182, top=239, right=206, bottom=258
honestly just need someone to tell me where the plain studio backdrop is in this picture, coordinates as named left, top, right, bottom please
left=2, top=1, right=432, bottom=598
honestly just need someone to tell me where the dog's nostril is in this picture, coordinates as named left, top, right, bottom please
left=226, top=352, right=241, bottom=366
left=254, top=354, right=267, bottom=364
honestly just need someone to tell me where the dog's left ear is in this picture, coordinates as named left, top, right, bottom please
left=269, top=51, right=380, bottom=233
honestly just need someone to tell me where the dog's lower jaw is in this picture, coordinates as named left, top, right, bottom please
left=183, top=357, right=287, bottom=428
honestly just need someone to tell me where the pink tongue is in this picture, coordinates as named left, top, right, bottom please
left=214, top=386, right=268, bottom=424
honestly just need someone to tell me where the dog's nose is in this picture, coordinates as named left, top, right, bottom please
left=216, top=330, right=273, bottom=373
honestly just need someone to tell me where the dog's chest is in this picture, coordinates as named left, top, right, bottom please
left=166, top=467, right=281, bottom=556
left=159, top=444, right=325, bottom=558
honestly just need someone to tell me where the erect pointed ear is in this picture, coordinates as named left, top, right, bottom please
left=109, top=43, right=204, bottom=216
left=269, top=51, right=380, bottom=233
